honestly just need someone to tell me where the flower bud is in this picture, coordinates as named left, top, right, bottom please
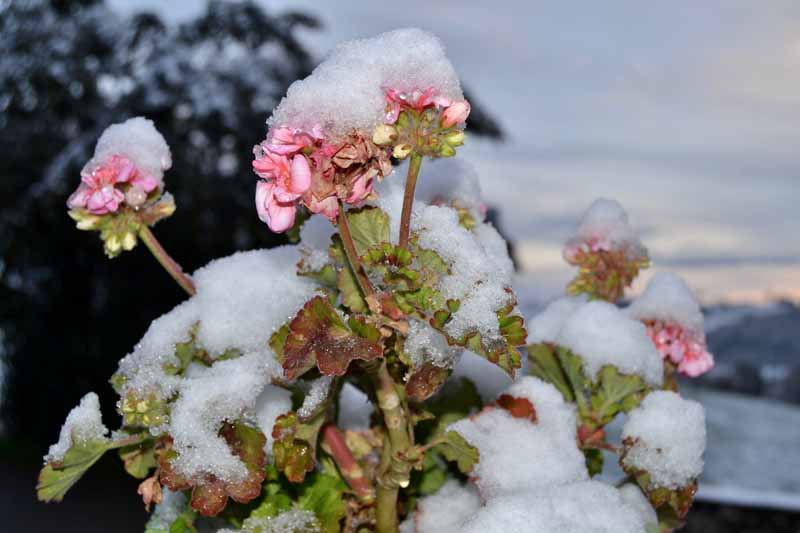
left=122, top=232, right=137, bottom=251
left=441, top=100, right=471, bottom=128
left=393, top=143, right=413, bottom=159
left=125, top=186, right=148, bottom=208
left=439, top=144, right=456, bottom=158
left=444, top=130, right=465, bottom=147
left=372, top=124, right=398, bottom=146
left=106, top=235, right=121, bottom=254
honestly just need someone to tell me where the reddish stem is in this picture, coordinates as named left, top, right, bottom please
left=321, top=424, right=375, bottom=503
left=138, top=225, right=196, bottom=296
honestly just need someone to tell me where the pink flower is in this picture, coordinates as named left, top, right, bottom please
left=645, top=321, right=714, bottom=378
left=252, top=147, right=312, bottom=202
left=67, top=155, right=158, bottom=215
left=306, top=194, right=339, bottom=221
left=255, top=181, right=296, bottom=232
left=345, top=173, right=374, bottom=205
left=267, top=126, right=323, bottom=155
left=441, top=100, right=471, bottom=128
left=383, top=86, right=452, bottom=124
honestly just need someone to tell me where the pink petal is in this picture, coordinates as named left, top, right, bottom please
left=441, top=100, right=471, bottom=128
left=267, top=200, right=296, bottom=232
left=290, top=154, right=312, bottom=194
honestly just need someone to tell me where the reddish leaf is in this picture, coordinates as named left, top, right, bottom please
left=156, top=422, right=266, bottom=517
left=283, top=296, right=383, bottom=380
left=272, top=412, right=324, bottom=483
left=496, top=394, right=537, bottom=422
left=406, top=364, right=450, bottom=401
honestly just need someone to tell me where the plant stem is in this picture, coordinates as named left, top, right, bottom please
left=337, top=201, right=377, bottom=300
left=398, top=153, right=423, bottom=250
left=321, top=424, right=374, bottom=503
left=372, top=362, right=413, bottom=533
left=138, top=225, right=196, bottom=296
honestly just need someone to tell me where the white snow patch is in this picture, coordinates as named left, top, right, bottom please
left=622, top=390, right=706, bottom=489
left=405, top=319, right=462, bottom=369
left=565, top=198, right=646, bottom=260
left=556, top=300, right=663, bottom=386
left=269, top=28, right=462, bottom=140
left=448, top=377, right=587, bottom=498
left=85, top=117, right=172, bottom=185
left=626, top=271, right=705, bottom=334
left=45, top=392, right=109, bottom=463
left=527, top=295, right=587, bottom=345
left=254, top=385, right=292, bottom=456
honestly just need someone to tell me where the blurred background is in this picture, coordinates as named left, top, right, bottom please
left=0, top=0, right=798, bottom=531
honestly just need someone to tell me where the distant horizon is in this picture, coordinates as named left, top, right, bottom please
left=110, top=0, right=800, bottom=304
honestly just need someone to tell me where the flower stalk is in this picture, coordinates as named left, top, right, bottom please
left=321, top=424, right=375, bottom=503
left=137, top=225, right=196, bottom=296
left=372, top=361, right=413, bottom=533
left=336, top=201, right=377, bottom=302
left=398, top=153, right=423, bottom=250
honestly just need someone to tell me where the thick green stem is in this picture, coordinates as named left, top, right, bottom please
left=138, top=225, right=196, bottom=296
left=372, top=362, right=413, bottom=533
left=398, top=153, right=423, bottom=250
left=337, top=201, right=377, bottom=300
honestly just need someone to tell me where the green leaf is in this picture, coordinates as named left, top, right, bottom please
left=584, top=448, right=605, bottom=477
left=168, top=509, right=197, bottom=533
left=558, top=347, right=591, bottom=417
left=527, top=343, right=573, bottom=401
left=435, top=431, right=479, bottom=474
left=269, top=324, right=290, bottom=363
left=249, top=465, right=293, bottom=520
left=337, top=266, right=367, bottom=312
left=37, top=439, right=112, bottom=502
left=416, top=453, right=448, bottom=495
left=283, top=296, right=383, bottom=380
left=297, top=472, right=348, bottom=533
left=422, top=377, right=482, bottom=440
left=119, top=440, right=157, bottom=479
left=591, top=365, right=648, bottom=425
left=344, top=207, right=390, bottom=256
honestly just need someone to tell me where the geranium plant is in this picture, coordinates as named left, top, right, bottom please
left=38, top=29, right=712, bottom=533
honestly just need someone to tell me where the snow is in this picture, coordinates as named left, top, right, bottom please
left=114, top=246, right=319, bottom=483
left=414, top=158, right=484, bottom=223
left=527, top=295, right=587, bottom=345
left=457, top=481, right=649, bottom=533
left=144, top=488, right=187, bottom=532
left=410, top=480, right=481, bottom=533
left=217, top=509, right=319, bottom=533
left=337, top=382, right=373, bottom=431
left=297, top=375, right=333, bottom=419
left=44, top=392, right=109, bottom=463
left=85, top=117, right=171, bottom=185
left=405, top=319, right=462, bottom=369
left=622, top=390, right=706, bottom=489
left=168, top=353, right=268, bottom=484
left=192, top=247, right=318, bottom=360
left=450, top=350, right=512, bottom=402
left=254, top=385, right=292, bottom=455
left=268, top=28, right=462, bottom=140
left=565, top=198, right=646, bottom=260
left=415, top=204, right=514, bottom=341
left=116, top=246, right=317, bottom=400
left=626, top=272, right=705, bottom=334
left=448, top=377, right=587, bottom=498
left=619, top=483, right=658, bottom=527
left=556, top=300, right=664, bottom=387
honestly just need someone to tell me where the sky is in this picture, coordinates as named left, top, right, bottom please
left=110, top=0, right=800, bottom=303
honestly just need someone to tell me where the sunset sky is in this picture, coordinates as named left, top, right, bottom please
left=113, top=0, right=800, bottom=303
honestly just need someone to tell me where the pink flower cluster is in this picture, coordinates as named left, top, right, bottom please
left=645, top=321, right=715, bottom=377
left=563, top=237, right=612, bottom=263
left=67, top=155, right=159, bottom=215
left=253, top=126, right=385, bottom=232
left=383, top=87, right=470, bottom=127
